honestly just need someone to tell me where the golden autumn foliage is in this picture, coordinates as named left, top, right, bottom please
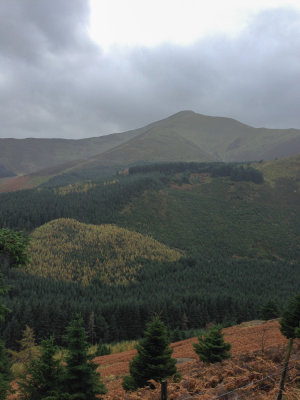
left=53, top=179, right=119, bottom=196
left=27, top=218, right=181, bottom=285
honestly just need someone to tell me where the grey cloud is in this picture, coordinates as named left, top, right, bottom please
left=0, top=2, right=300, bottom=138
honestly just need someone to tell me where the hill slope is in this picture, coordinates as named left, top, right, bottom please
left=0, top=130, right=141, bottom=175
left=1, top=159, right=300, bottom=350
left=27, top=218, right=181, bottom=285
left=96, top=320, right=299, bottom=400
left=116, top=165, right=300, bottom=262
left=255, top=153, right=300, bottom=185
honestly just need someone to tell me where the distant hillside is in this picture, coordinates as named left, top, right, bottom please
left=1, top=159, right=299, bottom=262
left=27, top=218, right=181, bottom=285
left=2, top=159, right=300, bottom=349
left=63, top=111, right=300, bottom=174
left=82, top=128, right=214, bottom=167
left=153, top=111, right=300, bottom=162
left=255, top=153, right=300, bottom=185
left=1, top=111, right=300, bottom=182
left=0, top=130, right=140, bottom=175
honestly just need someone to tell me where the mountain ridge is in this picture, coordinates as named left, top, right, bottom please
left=1, top=111, right=300, bottom=184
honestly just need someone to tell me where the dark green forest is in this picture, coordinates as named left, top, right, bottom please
left=0, top=161, right=299, bottom=349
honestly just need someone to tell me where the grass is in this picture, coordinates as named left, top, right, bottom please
left=109, top=340, right=137, bottom=354
left=255, top=154, right=300, bottom=186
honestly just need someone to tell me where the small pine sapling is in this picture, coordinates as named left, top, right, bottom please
left=18, top=337, right=64, bottom=400
left=277, top=293, right=300, bottom=400
left=122, top=315, right=177, bottom=391
left=193, top=325, right=231, bottom=363
left=64, top=316, right=107, bottom=399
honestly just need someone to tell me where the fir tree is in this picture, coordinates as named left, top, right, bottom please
left=193, top=325, right=231, bottom=363
left=9, top=325, right=39, bottom=364
left=19, top=337, right=65, bottom=400
left=277, top=293, right=300, bottom=400
left=259, top=300, right=280, bottom=320
left=0, top=274, right=9, bottom=324
left=96, top=341, right=111, bottom=356
left=280, top=294, right=300, bottom=339
left=122, top=315, right=177, bottom=391
left=64, top=316, right=107, bottom=399
left=88, top=312, right=96, bottom=345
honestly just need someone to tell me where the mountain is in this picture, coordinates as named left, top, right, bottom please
left=1, top=111, right=300, bottom=181
left=40, top=110, right=300, bottom=175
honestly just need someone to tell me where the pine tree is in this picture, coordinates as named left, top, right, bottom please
left=9, top=325, right=39, bottom=364
left=277, top=293, right=300, bottom=400
left=96, top=341, right=111, bottom=356
left=0, top=274, right=9, bottom=324
left=19, top=337, right=65, bottom=400
left=0, top=340, right=11, bottom=400
left=280, top=294, right=300, bottom=339
left=64, top=316, right=107, bottom=399
left=88, top=312, right=96, bottom=345
left=193, top=325, right=231, bottom=363
left=122, top=315, right=177, bottom=391
left=259, top=300, right=280, bottom=320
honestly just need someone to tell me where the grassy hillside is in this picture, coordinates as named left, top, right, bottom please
left=27, top=218, right=181, bottom=285
left=254, top=153, right=300, bottom=186
left=0, top=130, right=140, bottom=175
left=153, top=110, right=300, bottom=161
left=81, top=128, right=214, bottom=167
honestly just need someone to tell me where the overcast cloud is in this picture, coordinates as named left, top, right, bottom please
left=0, top=0, right=300, bottom=138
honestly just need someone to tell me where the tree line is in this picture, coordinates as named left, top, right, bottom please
left=128, top=161, right=264, bottom=183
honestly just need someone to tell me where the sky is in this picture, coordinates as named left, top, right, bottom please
left=1, top=0, right=300, bottom=139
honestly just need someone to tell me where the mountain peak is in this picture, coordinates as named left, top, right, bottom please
left=170, top=110, right=196, bottom=117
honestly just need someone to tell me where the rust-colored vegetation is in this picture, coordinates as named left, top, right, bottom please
left=0, top=176, right=35, bottom=193
left=94, top=320, right=299, bottom=399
